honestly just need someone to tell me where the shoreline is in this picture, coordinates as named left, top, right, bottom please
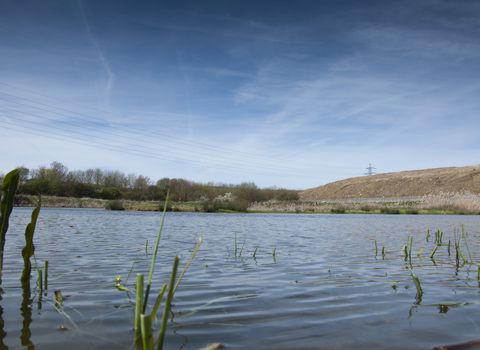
left=13, top=195, right=480, bottom=215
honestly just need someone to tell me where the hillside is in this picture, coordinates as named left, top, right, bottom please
left=300, top=165, right=480, bottom=200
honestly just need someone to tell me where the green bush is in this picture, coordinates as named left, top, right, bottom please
left=359, top=204, right=372, bottom=212
left=99, top=187, right=122, bottom=200
left=105, top=200, right=125, bottom=211
left=331, top=206, right=346, bottom=214
left=14, top=195, right=32, bottom=206
left=405, top=208, right=419, bottom=214
left=69, top=183, right=96, bottom=198
left=158, top=201, right=173, bottom=212
left=274, top=189, right=299, bottom=201
left=233, top=182, right=266, bottom=203
left=380, top=207, right=400, bottom=214
left=201, top=200, right=248, bottom=213
left=18, top=178, right=52, bottom=195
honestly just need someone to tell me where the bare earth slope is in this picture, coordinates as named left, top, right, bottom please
left=300, top=165, right=480, bottom=200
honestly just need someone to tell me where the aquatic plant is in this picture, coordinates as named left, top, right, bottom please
left=407, top=266, right=423, bottom=295
left=1, top=169, right=19, bottom=272
left=21, top=196, right=41, bottom=282
left=116, top=194, right=204, bottom=350
left=1, top=169, right=42, bottom=286
left=253, top=240, right=260, bottom=258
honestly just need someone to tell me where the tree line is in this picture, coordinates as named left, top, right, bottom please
left=1, top=162, right=299, bottom=203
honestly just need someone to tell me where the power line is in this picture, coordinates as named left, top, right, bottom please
left=0, top=83, right=364, bottom=170
left=0, top=122, right=326, bottom=179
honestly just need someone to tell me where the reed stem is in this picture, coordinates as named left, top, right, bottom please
left=141, top=314, right=154, bottom=350
left=135, top=274, right=144, bottom=331
left=144, top=192, right=170, bottom=314
left=157, top=256, right=180, bottom=350
left=44, top=261, right=48, bottom=289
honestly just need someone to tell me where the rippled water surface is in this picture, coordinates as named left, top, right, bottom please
left=2, top=208, right=480, bottom=349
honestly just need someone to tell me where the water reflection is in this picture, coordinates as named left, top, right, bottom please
left=20, top=282, right=34, bottom=350
left=0, top=290, right=7, bottom=350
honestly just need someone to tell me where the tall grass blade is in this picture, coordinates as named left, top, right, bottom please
left=462, top=224, right=472, bottom=263
left=272, top=244, right=276, bottom=257
left=253, top=241, right=260, bottom=258
left=375, top=240, right=378, bottom=256
left=151, top=284, right=167, bottom=322
left=401, top=245, right=408, bottom=260
left=21, top=195, right=41, bottom=282
left=429, top=246, right=438, bottom=259
left=38, top=269, right=43, bottom=290
left=172, top=232, right=204, bottom=296
left=407, top=266, right=423, bottom=294
left=477, top=266, right=480, bottom=282
left=457, top=248, right=467, bottom=263
left=239, top=235, right=247, bottom=256
left=235, top=231, right=237, bottom=257
left=426, top=229, right=429, bottom=242
left=144, top=191, right=170, bottom=314
left=157, top=256, right=180, bottom=350
left=0, top=169, right=19, bottom=273
left=409, top=236, right=413, bottom=259
left=45, top=261, right=49, bottom=289
left=125, top=253, right=140, bottom=286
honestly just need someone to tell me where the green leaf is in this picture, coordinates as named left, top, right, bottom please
left=1, top=169, right=20, bottom=272
left=21, top=195, right=41, bottom=282
left=115, top=285, right=135, bottom=293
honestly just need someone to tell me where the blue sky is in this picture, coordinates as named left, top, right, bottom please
left=1, top=0, right=479, bottom=189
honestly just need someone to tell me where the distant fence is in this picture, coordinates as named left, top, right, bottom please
left=304, top=197, right=423, bottom=203
left=304, top=194, right=480, bottom=203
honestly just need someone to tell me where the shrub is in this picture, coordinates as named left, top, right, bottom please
left=359, top=204, right=373, bottom=212
left=201, top=200, right=248, bottom=213
left=405, top=208, right=419, bottom=214
left=274, top=189, right=299, bottom=201
left=105, top=200, right=125, bottom=211
left=380, top=207, right=400, bottom=214
left=14, top=195, right=32, bottom=206
left=99, top=187, right=122, bottom=200
left=331, top=206, right=346, bottom=214
left=158, top=201, right=173, bottom=212
left=18, top=178, right=52, bottom=195
left=233, top=182, right=266, bottom=203
left=69, top=183, right=96, bottom=198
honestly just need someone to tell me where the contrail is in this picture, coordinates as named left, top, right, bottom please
left=77, top=0, right=115, bottom=99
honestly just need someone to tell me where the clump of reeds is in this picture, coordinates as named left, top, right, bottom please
left=105, top=200, right=125, bottom=211
left=420, top=192, right=480, bottom=215
left=115, top=194, right=203, bottom=349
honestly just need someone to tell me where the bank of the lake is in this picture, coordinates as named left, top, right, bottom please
left=14, top=194, right=480, bottom=215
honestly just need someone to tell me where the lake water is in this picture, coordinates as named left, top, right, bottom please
left=2, top=208, right=480, bottom=349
